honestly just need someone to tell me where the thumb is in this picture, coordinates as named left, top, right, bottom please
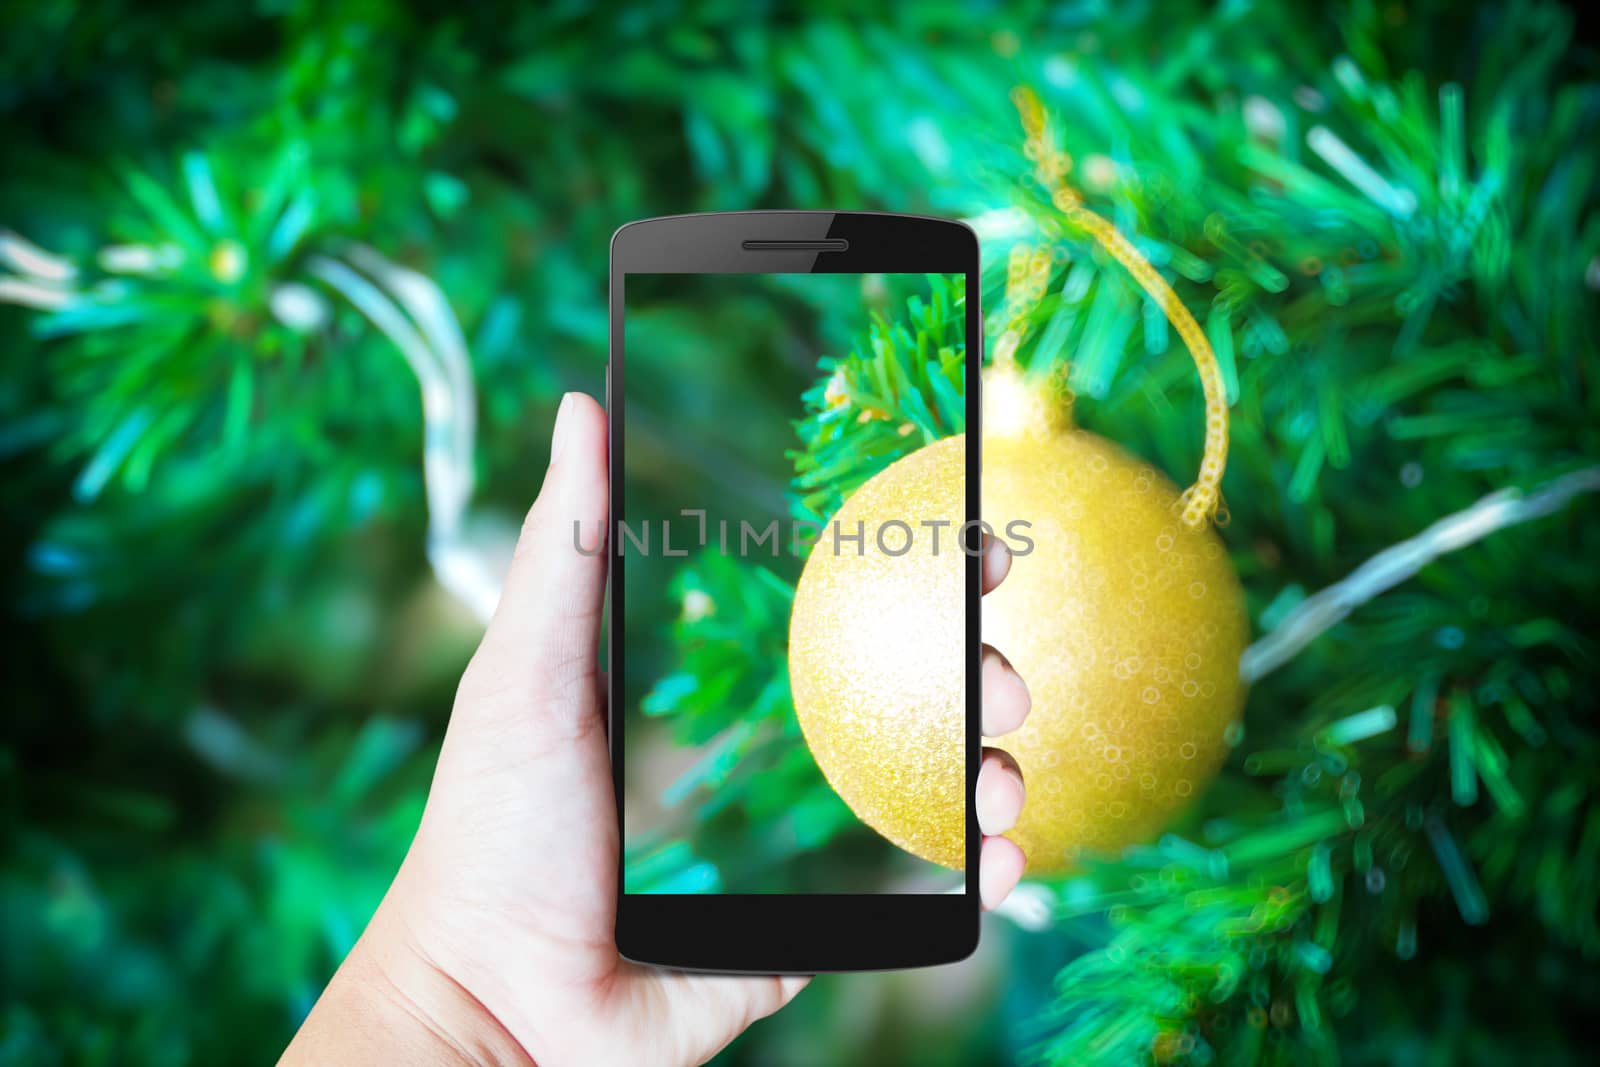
left=470, top=391, right=609, bottom=735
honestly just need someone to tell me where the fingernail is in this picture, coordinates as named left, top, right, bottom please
left=980, top=837, right=1026, bottom=912
left=977, top=765, right=1023, bottom=835
left=983, top=533, right=1012, bottom=589
left=982, top=648, right=1031, bottom=737
left=549, top=393, right=574, bottom=465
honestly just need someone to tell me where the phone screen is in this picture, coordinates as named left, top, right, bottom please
left=619, top=271, right=969, bottom=895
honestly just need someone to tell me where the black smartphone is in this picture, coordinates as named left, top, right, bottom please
left=608, top=211, right=981, bottom=972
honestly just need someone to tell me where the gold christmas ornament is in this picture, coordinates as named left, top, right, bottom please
left=789, top=437, right=969, bottom=869
left=787, top=382, right=1247, bottom=873
left=982, top=370, right=1248, bottom=871
left=992, top=86, right=1247, bottom=869
left=786, top=85, right=1249, bottom=872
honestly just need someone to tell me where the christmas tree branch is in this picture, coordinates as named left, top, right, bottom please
left=307, top=249, right=500, bottom=623
left=1242, top=465, right=1600, bottom=682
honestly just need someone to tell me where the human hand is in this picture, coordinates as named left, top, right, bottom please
left=282, top=392, right=1033, bottom=1066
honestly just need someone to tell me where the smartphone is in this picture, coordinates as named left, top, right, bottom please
left=608, top=211, right=981, bottom=972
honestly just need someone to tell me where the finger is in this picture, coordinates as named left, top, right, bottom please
left=471, top=392, right=609, bottom=732
left=981, top=645, right=1031, bottom=736
left=979, top=835, right=1026, bottom=911
left=976, top=747, right=1025, bottom=835
left=981, top=531, right=1012, bottom=594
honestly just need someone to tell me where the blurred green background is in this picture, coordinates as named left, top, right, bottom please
left=3, top=1, right=1598, bottom=1064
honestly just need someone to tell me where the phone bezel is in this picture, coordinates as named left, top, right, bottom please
left=609, top=211, right=981, bottom=973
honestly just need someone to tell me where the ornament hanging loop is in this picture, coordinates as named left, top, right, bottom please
left=1011, top=86, right=1230, bottom=530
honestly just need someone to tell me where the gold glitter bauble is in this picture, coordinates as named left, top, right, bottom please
left=789, top=437, right=968, bottom=869
left=984, top=424, right=1248, bottom=872
left=788, top=395, right=1247, bottom=873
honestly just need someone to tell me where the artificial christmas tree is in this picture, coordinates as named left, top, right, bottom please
left=4, top=2, right=1597, bottom=1064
